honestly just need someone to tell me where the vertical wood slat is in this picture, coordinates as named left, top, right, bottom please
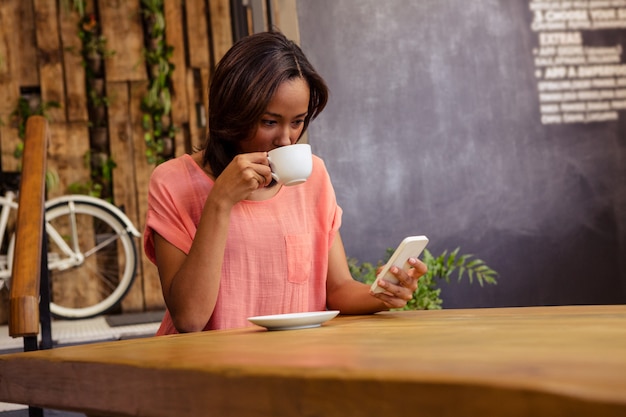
left=84, top=0, right=96, bottom=15
left=46, top=123, right=91, bottom=200
left=107, top=81, right=144, bottom=312
left=185, top=68, right=205, bottom=152
left=44, top=122, right=94, bottom=314
left=209, top=0, right=233, bottom=63
left=32, top=0, right=66, bottom=123
left=183, top=0, right=234, bottom=156
left=0, top=0, right=19, bottom=93
left=186, top=0, right=211, bottom=68
left=58, top=5, right=89, bottom=123
left=164, top=0, right=190, bottom=157
left=164, top=0, right=189, bottom=125
left=0, top=126, right=20, bottom=173
left=99, top=0, right=147, bottom=83
left=0, top=0, right=22, bottom=173
left=201, top=0, right=233, bottom=152
left=129, top=81, right=162, bottom=310
left=107, top=82, right=139, bottom=228
left=0, top=0, right=24, bottom=324
left=274, top=0, right=300, bottom=43
left=16, top=0, right=39, bottom=87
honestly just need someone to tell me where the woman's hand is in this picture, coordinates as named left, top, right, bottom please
left=211, top=152, right=272, bottom=205
left=370, top=258, right=428, bottom=309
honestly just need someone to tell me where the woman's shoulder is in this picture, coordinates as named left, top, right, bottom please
left=312, top=154, right=328, bottom=171
left=311, top=154, right=332, bottom=179
left=151, top=153, right=211, bottom=184
left=151, top=154, right=195, bottom=177
left=149, top=154, right=211, bottom=196
left=297, top=154, right=334, bottom=195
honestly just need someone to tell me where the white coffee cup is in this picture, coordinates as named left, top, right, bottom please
left=267, top=144, right=312, bottom=186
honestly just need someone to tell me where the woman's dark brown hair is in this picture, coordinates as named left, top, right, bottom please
left=201, top=31, right=329, bottom=177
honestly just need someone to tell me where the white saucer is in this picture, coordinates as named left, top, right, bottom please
left=247, top=311, right=340, bottom=331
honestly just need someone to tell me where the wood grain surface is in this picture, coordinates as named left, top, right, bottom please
left=8, top=115, right=48, bottom=337
left=0, top=305, right=624, bottom=416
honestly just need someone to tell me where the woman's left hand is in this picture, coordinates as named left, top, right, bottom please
left=370, top=258, right=428, bottom=309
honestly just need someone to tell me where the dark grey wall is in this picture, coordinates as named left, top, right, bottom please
left=295, top=0, right=626, bottom=308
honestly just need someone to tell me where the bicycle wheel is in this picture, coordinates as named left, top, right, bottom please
left=43, top=198, right=138, bottom=319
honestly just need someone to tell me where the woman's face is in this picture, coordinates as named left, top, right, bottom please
left=239, top=77, right=310, bottom=153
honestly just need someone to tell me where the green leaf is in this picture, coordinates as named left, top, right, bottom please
left=467, top=269, right=475, bottom=284
left=348, top=245, right=497, bottom=311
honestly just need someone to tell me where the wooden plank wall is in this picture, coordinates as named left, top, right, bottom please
left=0, top=0, right=284, bottom=324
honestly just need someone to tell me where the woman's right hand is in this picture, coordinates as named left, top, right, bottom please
left=211, top=152, right=272, bottom=205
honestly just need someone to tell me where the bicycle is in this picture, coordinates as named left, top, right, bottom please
left=0, top=174, right=141, bottom=320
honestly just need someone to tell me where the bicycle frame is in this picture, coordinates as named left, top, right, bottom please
left=0, top=192, right=141, bottom=287
left=44, top=195, right=141, bottom=273
left=0, top=191, right=19, bottom=284
left=52, top=194, right=141, bottom=237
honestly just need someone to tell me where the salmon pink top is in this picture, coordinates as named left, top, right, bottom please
left=144, top=153, right=342, bottom=334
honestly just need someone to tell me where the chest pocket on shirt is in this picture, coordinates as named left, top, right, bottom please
left=285, top=234, right=313, bottom=284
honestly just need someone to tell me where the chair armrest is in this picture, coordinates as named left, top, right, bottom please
left=9, top=115, right=49, bottom=338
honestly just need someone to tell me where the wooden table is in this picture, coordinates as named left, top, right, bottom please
left=0, top=305, right=625, bottom=417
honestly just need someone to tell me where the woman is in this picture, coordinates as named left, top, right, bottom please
left=144, top=31, right=426, bottom=334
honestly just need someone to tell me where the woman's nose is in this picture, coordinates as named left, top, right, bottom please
left=275, top=127, right=293, bottom=146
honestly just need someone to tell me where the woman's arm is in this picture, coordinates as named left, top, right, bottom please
left=154, top=190, right=232, bottom=332
left=154, top=152, right=272, bottom=332
left=325, top=233, right=427, bottom=313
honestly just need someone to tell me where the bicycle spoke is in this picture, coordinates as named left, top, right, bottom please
left=82, top=231, right=123, bottom=259
left=41, top=197, right=137, bottom=319
left=66, top=200, right=82, bottom=255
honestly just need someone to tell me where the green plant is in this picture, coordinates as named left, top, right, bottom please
left=67, top=151, right=116, bottom=200
left=88, top=86, right=111, bottom=127
left=45, top=169, right=61, bottom=191
left=78, top=11, right=114, bottom=127
left=62, top=1, right=117, bottom=198
left=67, top=180, right=103, bottom=198
left=60, top=0, right=85, bottom=16
left=78, top=13, right=115, bottom=61
left=10, top=96, right=61, bottom=158
left=140, top=0, right=177, bottom=165
left=63, top=2, right=114, bottom=121
left=349, top=247, right=498, bottom=310
left=88, top=88, right=109, bottom=106
left=7, top=96, right=61, bottom=191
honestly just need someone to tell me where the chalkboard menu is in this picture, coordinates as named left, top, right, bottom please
left=296, top=0, right=626, bottom=308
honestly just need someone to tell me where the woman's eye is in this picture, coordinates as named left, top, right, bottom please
left=262, top=119, right=277, bottom=126
left=292, top=119, right=304, bottom=127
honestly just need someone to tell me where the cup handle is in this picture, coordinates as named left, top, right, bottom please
left=267, top=155, right=280, bottom=183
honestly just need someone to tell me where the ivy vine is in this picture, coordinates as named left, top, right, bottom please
left=64, top=0, right=116, bottom=199
left=10, top=96, right=60, bottom=159
left=62, top=0, right=178, bottom=168
left=140, top=0, right=177, bottom=165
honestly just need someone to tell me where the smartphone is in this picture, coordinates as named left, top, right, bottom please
left=370, top=236, right=429, bottom=294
